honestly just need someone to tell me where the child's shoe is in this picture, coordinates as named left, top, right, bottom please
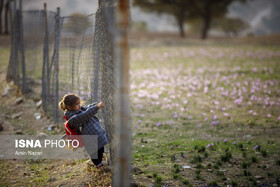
left=96, top=163, right=104, bottom=169
left=96, top=163, right=111, bottom=172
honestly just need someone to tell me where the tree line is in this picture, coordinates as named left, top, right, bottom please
left=133, top=0, right=250, bottom=39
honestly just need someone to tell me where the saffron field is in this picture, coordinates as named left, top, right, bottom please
left=130, top=44, right=280, bottom=186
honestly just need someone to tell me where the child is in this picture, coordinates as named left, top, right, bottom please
left=59, top=94, right=109, bottom=168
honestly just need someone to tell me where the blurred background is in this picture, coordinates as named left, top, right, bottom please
left=16, top=0, right=280, bottom=37
left=0, top=0, right=278, bottom=38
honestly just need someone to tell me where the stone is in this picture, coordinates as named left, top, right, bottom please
left=37, top=132, right=49, bottom=139
left=182, top=165, right=191, bottom=169
left=254, top=176, right=264, bottom=180
left=15, top=130, right=23, bottom=135
left=2, top=86, right=13, bottom=97
left=14, top=97, right=23, bottom=105
left=36, top=100, right=42, bottom=108
left=12, top=112, right=23, bottom=119
left=34, top=113, right=41, bottom=120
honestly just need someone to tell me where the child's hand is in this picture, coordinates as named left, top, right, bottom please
left=97, top=101, right=104, bottom=109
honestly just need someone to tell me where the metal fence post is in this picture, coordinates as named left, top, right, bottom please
left=113, top=0, right=131, bottom=186
left=42, top=3, right=49, bottom=112
left=19, top=0, right=26, bottom=93
left=53, top=7, right=60, bottom=123
left=6, top=0, right=15, bottom=82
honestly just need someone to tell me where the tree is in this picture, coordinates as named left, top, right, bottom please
left=133, top=0, right=193, bottom=38
left=189, top=0, right=246, bottom=39
left=214, top=17, right=250, bottom=37
left=133, top=0, right=246, bottom=39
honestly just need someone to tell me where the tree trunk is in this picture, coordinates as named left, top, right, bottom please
left=201, top=1, right=211, bottom=40
left=4, top=0, right=9, bottom=34
left=0, top=0, right=3, bottom=34
left=176, top=9, right=185, bottom=38
left=178, top=18, right=185, bottom=38
left=201, top=15, right=211, bottom=39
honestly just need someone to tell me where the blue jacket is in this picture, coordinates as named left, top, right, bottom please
left=64, top=103, right=109, bottom=151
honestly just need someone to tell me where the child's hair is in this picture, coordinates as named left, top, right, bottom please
left=59, top=94, right=84, bottom=111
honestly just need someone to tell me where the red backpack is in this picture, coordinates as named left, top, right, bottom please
left=63, top=116, right=84, bottom=148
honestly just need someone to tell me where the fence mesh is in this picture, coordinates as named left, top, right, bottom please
left=7, top=0, right=115, bottom=159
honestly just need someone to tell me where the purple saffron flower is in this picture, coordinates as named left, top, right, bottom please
left=213, top=115, right=217, bottom=120
left=206, top=144, right=210, bottom=148
left=156, top=123, right=161, bottom=126
left=233, top=141, right=236, bottom=145
left=267, top=114, right=271, bottom=118
left=197, top=124, right=202, bottom=128
left=211, top=143, right=214, bottom=146
left=137, top=120, right=142, bottom=124
left=223, top=139, right=227, bottom=143
left=135, top=126, right=139, bottom=129
left=181, top=155, right=185, bottom=159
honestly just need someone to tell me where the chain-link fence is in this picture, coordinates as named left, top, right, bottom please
left=6, top=0, right=132, bottom=184
left=7, top=0, right=115, bottom=148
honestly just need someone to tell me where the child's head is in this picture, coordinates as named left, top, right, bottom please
left=59, top=94, right=84, bottom=111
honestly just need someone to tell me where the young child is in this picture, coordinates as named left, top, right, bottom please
left=59, top=94, right=109, bottom=168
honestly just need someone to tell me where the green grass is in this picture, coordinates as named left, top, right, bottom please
left=0, top=48, right=10, bottom=72
left=130, top=44, right=280, bottom=186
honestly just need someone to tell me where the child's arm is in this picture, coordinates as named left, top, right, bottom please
left=68, top=102, right=104, bottom=129
left=87, top=102, right=99, bottom=109
left=82, top=102, right=99, bottom=110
